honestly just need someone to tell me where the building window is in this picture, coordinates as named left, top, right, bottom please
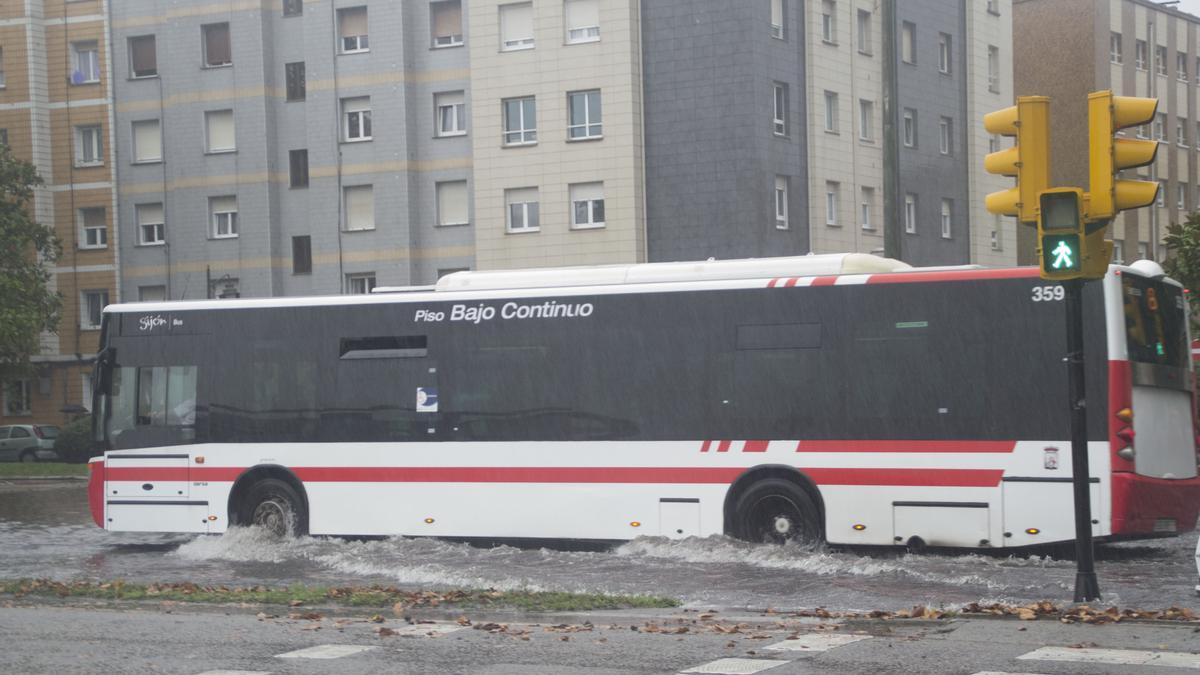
left=940, top=199, right=952, bottom=238
left=209, top=196, right=238, bottom=239
left=1196, top=56, right=1200, bottom=84
left=1155, top=113, right=1166, bottom=141
left=338, top=7, right=369, bottom=53
left=346, top=273, right=376, bottom=294
left=938, top=33, right=951, bottom=74
left=503, top=96, right=537, bottom=145
left=75, top=125, right=103, bottom=167
left=904, top=193, right=916, bottom=234
left=1157, top=180, right=1166, bottom=207
left=825, top=181, right=839, bottom=225
left=71, top=41, right=100, bottom=84
left=79, top=207, right=106, bottom=249
left=823, top=90, right=838, bottom=133
left=860, top=186, right=874, bottom=230
left=939, top=117, right=953, bottom=155
left=774, top=176, right=788, bottom=230
left=436, top=91, right=467, bottom=137
left=283, top=0, right=303, bottom=17
left=901, top=22, right=915, bottom=64
left=1156, top=45, right=1167, bottom=76
left=991, top=216, right=1002, bottom=251
left=500, top=3, right=535, bottom=51
left=1179, top=51, right=1188, bottom=81
left=285, top=62, right=306, bottom=101
left=344, top=185, right=375, bottom=231
left=902, top=108, right=916, bottom=147
left=292, top=236, right=311, bottom=275
left=505, top=187, right=540, bottom=232
left=856, top=9, right=871, bottom=55
left=0, top=48, right=6, bottom=88
left=132, top=119, right=161, bottom=163
left=342, top=97, right=372, bottom=141
left=858, top=99, right=873, bottom=141
left=432, top=0, right=464, bottom=47
left=1178, top=117, right=1188, bottom=147
left=136, top=203, right=164, bottom=245
left=773, top=83, right=788, bottom=136
left=3, top=380, right=31, bottom=416
left=437, top=180, right=469, bottom=226
left=81, top=290, right=109, bottom=330
left=987, top=0, right=1000, bottom=14
left=570, top=182, right=605, bottom=229
left=289, top=148, right=309, bottom=186
left=205, top=110, right=235, bottom=153
left=565, top=0, right=600, bottom=43
left=568, top=90, right=602, bottom=139
left=1112, top=240, right=1124, bottom=264
left=1110, top=33, right=1122, bottom=64
left=138, top=285, right=166, bottom=302
left=1179, top=183, right=1187, bottom=210
left=129, top=35, right=157, bottom=78
left=821, top=0, right=836, bottom=43
left=770, top=0, right=785, bottom=39
left=1135, top=40, right=1147, bottom=70
left=987, top=45, right=999, bottom=93
left=988, top=134, right=999, bottom=154
left=202, top=23, right=231, bottom=67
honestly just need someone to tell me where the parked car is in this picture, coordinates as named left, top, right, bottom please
left=0, top=425, right=61, bottom=462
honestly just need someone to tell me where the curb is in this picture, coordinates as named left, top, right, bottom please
left=0, top=476, right=87, bottom=482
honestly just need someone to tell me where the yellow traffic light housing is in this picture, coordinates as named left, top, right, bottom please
left=1038, top=188, right=1087, bottom=280
left=984, top=96, right=1051, bottom=223
left=1087, top=91, right=1159, bottom=220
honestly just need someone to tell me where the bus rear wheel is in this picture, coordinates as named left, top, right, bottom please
left=732, top=478, right=821, bottom=546
left=241, top=478, right=307, bottom=537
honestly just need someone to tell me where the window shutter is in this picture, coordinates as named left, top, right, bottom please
left=210, top=196, right=237, bottom=214
left=133, top=120, right=161, bottom=161
left=206, top=111, right=235, bottom=151
left=345, top=185, right=374, bottom=230
left=138, top=203, right=163, bottom=225
left=433, top=1, right=462, bottom=37
left=570, top=182, right=603, bottom=202
left=438, top=181, right=468, bottom=225
left=340, top=7, right=368, bottom=37
left=565, top=0, right=598, bottom=29
left=82, top=207, right=105, bottom=228
left=501, top=3, right=533, bottom=42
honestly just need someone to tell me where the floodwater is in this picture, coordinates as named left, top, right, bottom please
left=1, top=481, right=1196, bottom=612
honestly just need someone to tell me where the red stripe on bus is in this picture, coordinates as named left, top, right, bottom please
left=784, top=277, right=800, bottom=287
left=866, top=268, right=1039, bottom=285
left=767, top=278, right=780, bottom=288
left=716, top=440, right=732, bottom=452
left=796, top=440, right=1016, bottom=453
left=743, top=440, right=769, bottom=452
left=810, top=277, right=839, bottom=286
left=700, top=440, right=713, bottom=453
left=107, top=465, right=1003, bottom=488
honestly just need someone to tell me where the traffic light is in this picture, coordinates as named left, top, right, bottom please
left=1038, top=188, right=1086, bottom=280
left=1087, top=91, right=1159, bottom=221
left=984, top=96, right=1051, bottom=223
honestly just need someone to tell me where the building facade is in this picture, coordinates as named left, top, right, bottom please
left=0, top=0, right=118, bottom=427
left=1014, top=0, right=1200, bottom=265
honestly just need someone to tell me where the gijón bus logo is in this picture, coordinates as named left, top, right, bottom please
left=138, top=315, right=167, bottom=332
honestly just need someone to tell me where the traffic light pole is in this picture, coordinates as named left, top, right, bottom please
left=1065, top=278, right=1101, bottom=603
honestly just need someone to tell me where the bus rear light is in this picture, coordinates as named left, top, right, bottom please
left=1116, top=447, right=1135, bottom=461
left=1116, top=408, right=1133, bottom=423
left=194, top=456, right=205, bottom=464
left=1116, top=427, right=1136, bottom=445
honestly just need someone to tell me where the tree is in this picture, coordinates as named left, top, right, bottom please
left=0, top=145, right=60, bottom=383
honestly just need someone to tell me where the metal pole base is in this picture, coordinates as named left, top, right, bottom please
left=1074, top=572, right=1102, bottom=603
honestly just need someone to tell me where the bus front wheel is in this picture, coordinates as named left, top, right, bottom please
left=241, top=478, right=308, bottom=537
left=732, top=478, right=821, bottom=546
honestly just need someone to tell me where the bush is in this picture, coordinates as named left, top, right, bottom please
left=54, top=415, right=96, bottom=464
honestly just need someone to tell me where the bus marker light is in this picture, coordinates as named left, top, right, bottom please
left=207, top=515, right=217, bottom=521
left=630, top=521, right=641, bottom=528
left=1025, top=528, right=1040, bottom=535
left=852, top=524, right=866, bottom=531
left=424, top=518, right=435, bottom=524
left=195, top=456, right=205, bottom=464
left=1116, top=447, right=1135, bottom=460
left=1116, top=408, right=1133, bottom=422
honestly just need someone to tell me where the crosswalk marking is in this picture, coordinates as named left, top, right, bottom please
left=679, top=658, right=788, bottom=674
left=766, top=633, right=871, bottom=652
left=390, top=623, right=464, bottom=636
left=275, top=644, right=378, bottom=660
left=1018, top=646, right=1200, bottom=669
left=194, top=671, right=272, bottom=675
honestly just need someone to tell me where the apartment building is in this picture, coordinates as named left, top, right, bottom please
left=0, top=0, right=118, bottom=427
left=1015, top=0, right=1200, bottom=264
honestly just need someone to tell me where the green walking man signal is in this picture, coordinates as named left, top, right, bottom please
left=1049, top=238, right=1077, bottom=270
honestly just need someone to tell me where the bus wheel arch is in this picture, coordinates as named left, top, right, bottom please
left=723, top=465, right=824, bottom=545
left=228, top=465, right=310, bottom=537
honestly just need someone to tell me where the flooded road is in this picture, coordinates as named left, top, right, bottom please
left=2, top=482, right=1196, bottom=612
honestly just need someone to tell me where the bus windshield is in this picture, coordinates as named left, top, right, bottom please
left=1122, top=274, right=1188, bottom=369
left=105, top=365, right=197, bottom=448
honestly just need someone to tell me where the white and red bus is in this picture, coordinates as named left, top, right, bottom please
left=87, top=254, right=1200, bottom=549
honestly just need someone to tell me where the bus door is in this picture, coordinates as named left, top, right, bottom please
left=1120, top=274, right=1198, bottom=480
